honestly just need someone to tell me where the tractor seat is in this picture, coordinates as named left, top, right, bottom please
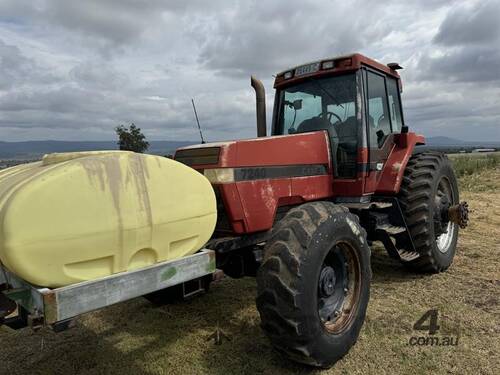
left=296, top=116, right=340, bottom=176
left=296, top=116, right=333, bottom=134
left=334, top=116, right=358, bottom=177
left=334, top=116, right=357, bottom=151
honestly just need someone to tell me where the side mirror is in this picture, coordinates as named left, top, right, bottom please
left=293, top=99, right=302, bottom=110
left=401, top=125, right=409, bottom=134
left=285, top=99, right=303, bottom=110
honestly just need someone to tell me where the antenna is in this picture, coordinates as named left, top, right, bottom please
left=191, top=98, right=205, bottom=144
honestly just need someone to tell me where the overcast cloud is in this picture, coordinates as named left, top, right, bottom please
left=0, top=0, right=499, bottom=142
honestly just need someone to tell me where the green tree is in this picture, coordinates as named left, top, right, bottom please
left=115, top=123, right=149, bottom=153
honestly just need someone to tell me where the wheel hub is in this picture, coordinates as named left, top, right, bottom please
left=434, top=194, right=451, bottom=236
left=433, top=175, right=461, bottom=254
left=317, top=243, right=362, bottom=334
left=436, top=198, right=469, bottom=230
left=319, top=266, right=336, bottom=297
left=448, top=201, right=469, bottom=229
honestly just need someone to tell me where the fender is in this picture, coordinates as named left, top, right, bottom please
left=375, top=132, right=425, bottom=195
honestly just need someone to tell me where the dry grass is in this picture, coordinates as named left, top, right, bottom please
left=1, top=167, right=499, bottom=375
left=449, top=152, right=500, bottom=178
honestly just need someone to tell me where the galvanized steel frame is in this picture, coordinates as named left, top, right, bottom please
left=0, top=250, right=215, bottom=325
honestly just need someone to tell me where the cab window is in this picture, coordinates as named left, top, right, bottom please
left=386, top=78, right=403, bottom=132
left=366, top=71, right=391, bottom=148
left=281, top=92, right=322, bottom=132
left=275, top=73, right=359, bottom=178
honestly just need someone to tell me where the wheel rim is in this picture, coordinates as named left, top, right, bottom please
left=318, top=241, right=361, bottom=334
left=434, top=176, right=457, bottom=254
left=436, top=221, right=454, bottom=253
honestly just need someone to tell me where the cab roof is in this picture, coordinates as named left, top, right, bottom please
left=274, top=53, right=401, bottom=88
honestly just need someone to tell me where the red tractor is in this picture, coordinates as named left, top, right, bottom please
left=174, top=53, right=468, bottom=367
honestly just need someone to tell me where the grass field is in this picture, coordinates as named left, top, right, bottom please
left=1, top=156, right=499, bottom=375
left=448, top=152, right=500, bottom=178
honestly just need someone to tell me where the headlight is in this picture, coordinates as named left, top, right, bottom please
left=204, top=168, right=235, bottom=184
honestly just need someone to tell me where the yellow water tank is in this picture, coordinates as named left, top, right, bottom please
left=0, top=151, right=216, bottom=287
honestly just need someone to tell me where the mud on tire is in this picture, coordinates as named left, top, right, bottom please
left=256, top=201, right=371, bottom=367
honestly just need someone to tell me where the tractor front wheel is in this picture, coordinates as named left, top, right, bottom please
left=256, top=202, right=371, bottom=367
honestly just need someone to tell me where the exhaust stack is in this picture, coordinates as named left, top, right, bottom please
left=251, top=76, right=267, bottom=137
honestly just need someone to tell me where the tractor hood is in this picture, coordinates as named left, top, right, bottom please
left=174, top=131, right=334, bottom=234
left=174, top=131, right=332, bottom=175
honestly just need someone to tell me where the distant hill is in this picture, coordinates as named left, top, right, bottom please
left=0, top=140, right=196, bottom=159
left=1, top=137, right=498, bottom=160
left=426, top=136, right=465, bottom=146
left=426, top=136, right=500, bottom=147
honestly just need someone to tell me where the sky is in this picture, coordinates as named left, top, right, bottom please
left=0, top=0, right=499, bottom=142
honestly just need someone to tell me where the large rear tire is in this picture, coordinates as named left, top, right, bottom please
left=256, top=202, right=371, bottom=367
left=398, top=151, right=459, bottom=272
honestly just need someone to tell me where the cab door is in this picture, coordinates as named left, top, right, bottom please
left=363, top=69, right=404, bottom=193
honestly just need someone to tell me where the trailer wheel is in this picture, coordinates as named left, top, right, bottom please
left=398, top=152, right=460, bottom=272
left=256, top=202, right=371, bottom=367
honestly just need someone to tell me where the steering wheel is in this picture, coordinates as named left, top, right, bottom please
left=326, top=111, right=342, bottom=125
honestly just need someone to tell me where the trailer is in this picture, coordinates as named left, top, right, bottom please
left=0, top=250, right=215, bottom=330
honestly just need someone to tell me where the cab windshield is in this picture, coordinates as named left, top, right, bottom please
left=275, top=73, right=359, bottom=177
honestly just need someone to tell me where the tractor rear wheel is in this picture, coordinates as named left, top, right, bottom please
left=398, top=152, right=460, bottom=272
left=256, top=202, right=371, bottom=367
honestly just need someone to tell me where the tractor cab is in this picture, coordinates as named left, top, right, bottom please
left=272, top=54, right=405, bottom=181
